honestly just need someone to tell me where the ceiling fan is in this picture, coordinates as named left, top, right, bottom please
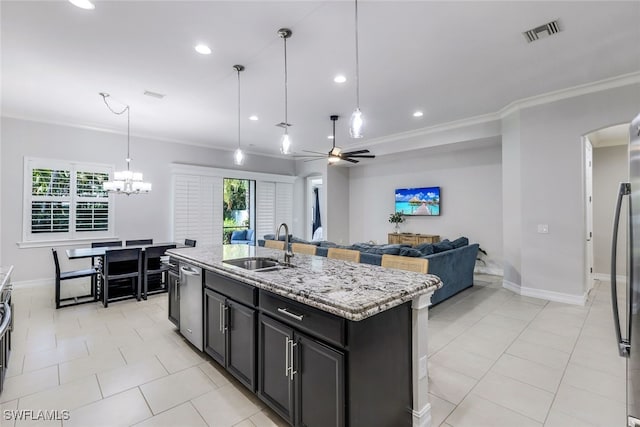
left=297, top=115, right=375, bottom=164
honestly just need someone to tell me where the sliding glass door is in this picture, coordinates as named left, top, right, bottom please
left=223, top=178, right=255, bottom=244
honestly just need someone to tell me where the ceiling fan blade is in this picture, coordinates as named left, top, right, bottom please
left=341, top=149, right=370, bottom=156
left=302, top=150, right=328, bottom=155
left=303, top=158, right=324, bottom=162
left=344, top=158, right=359, bottom=164
left=293, top=155, right=325, bottom=158
left=344, top=154, right=376, bottom=159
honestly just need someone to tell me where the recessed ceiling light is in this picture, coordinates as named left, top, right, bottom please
left=334, top=75, right=347, bottom=83
left=249, top=115, right=259, bottom=121
left=194, top=44, right=212, bottom=55
left=413, top=111, right=424, bottom=117
left=69, top=0, right=95, bottom=10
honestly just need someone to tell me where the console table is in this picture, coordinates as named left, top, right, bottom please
left=388, top=233, right=440, bottom=246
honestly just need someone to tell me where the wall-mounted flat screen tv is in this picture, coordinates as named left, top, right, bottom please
left=395, top=187, right=440, bottom=216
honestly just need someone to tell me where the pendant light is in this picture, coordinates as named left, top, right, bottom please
left=349, top=0, right=364, bottom=139
left=233, top=64, right=245, bottom=166
left=277, top=28, right=293, bottom=154
left=99, top=93, right=151, bottom=195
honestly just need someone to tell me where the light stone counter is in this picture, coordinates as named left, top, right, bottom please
left=166, top=244, right=441, bottom=321
left=0, top=265, right=13, bottom=296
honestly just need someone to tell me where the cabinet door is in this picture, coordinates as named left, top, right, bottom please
left=295, top=333, right=345, bottom=427
left=227, top=300, right=256, bottom=391
left=168, top=271, right=179, bottom=327
left=258, top=314, right=295, bottom=425
left=204, top=289, right=226, bottom=365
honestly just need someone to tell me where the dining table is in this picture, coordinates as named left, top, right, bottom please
left=66, top=242, right=184, bottom=260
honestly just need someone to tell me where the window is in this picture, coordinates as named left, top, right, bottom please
left=24, top=158, right=114, bottom=242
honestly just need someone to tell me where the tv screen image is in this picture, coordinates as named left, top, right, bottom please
left=395, top=187, right=440, bottom=216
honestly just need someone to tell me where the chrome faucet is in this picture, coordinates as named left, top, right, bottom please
left=276, top=223, right=294, bottom=264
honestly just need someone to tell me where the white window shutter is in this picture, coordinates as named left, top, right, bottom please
left=256, top=181, right=276, bottom=240
left=275, top=182, right=293, bottom=230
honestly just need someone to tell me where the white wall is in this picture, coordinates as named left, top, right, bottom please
left=1, top=117, right=294, bottom=282
left=348, top=139, right=503, bottom=269
left=593, top=145, right=628, bottom=276
left=293, top=159, right=326, bottom=239
left=504, top=82, right=640, bottom=302
left=326, top=166, right=350, bottom=245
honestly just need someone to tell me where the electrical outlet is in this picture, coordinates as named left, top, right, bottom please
left=537, top=224, right=549, bottom=234
left=419, top=356, right=427, bottom=379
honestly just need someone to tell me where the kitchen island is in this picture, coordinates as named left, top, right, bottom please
left=167, top=245, right=441, bottom=427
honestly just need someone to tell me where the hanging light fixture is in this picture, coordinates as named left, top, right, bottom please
left=277, top=28, right=293, bottom=154
left=349, top=0, right=364, bottom=139
left=233, top=65, right=246, bottom=166
left=99, top=93, right=151, bottom=195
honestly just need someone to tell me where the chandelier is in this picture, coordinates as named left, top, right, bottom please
left=100, top=93, right=152, bottom=195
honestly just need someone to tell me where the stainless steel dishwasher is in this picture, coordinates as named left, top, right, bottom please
left=179, top=263, right=203, bottom=351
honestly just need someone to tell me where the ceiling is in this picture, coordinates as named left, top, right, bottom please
left=2, top=1, right=639, bottom=159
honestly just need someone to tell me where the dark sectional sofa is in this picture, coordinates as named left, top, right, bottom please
left=259, top=235, right=478, bottom=306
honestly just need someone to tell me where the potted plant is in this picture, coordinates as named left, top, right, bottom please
left=389, top=212, right=405, bottom=233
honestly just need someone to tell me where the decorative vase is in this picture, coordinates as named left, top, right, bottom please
left=394, top=223, right=400, bottom=233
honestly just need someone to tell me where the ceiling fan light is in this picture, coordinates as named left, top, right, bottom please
left=328, top=156, right=341, bottom=164
left=234, top=147, right=245, bottom=165
left=280, top=132, right=292, bottom=155
left=329, top=147, right=342, bottom=156
left=349, top=107, right=364, bottom=139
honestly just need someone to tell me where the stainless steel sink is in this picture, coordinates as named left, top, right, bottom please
left=223, top=257, right=294, bottom=272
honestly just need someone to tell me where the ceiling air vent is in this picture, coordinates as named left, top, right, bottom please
left=143, top=90, right=165, bottom=99
left=523, top=20, right=561, bottom=43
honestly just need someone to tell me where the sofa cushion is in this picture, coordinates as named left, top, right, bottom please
left=245, top=229, right=255, bottom=241
left=451, top=237, right=469, bottom=248
left=415, top=243, right=434, bottom=256
left=262, top=233, right=292, bottom=241
left=399, top=247, right=423, bottom=257
left=432, top=239, right=454, bottom=253
left=231, top=230, right=246, bottom=241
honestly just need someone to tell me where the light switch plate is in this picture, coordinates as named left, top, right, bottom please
left=419, top=356, right=427, bottom=379
left=537, top=224, right=549, bottom=234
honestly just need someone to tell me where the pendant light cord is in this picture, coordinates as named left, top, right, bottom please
left=283, top=35, right=289, bottom=130
left=354, top=0, right=360, bottom=108
left=100, top=93, right=131, bottom=171
left=237, top=67, right=241, bottom=149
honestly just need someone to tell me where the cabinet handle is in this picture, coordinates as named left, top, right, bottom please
left=219, top=302, right=224, bottom=332
left=289, top=340, right=297, bottom=380
left=285, top=336, right=291, bottom=377
left=277, top=308, right=304, bottom=322
left=223, top=305, right=229, bottom=332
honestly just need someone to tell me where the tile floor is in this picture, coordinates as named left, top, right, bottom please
left=0, top=275, right=626, bottom=426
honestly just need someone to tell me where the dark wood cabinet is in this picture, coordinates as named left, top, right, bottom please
left=167, top=269, right=180, bottom=327
left=204, top=271, right=257, bottom=391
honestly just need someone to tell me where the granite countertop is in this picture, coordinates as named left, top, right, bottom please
left=0, top=265, right=14, bottom=296
left=167, top=245, right=442, bottom=321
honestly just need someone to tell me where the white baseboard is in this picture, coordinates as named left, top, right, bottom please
left=474, top=266, right=504, bottom=276
left=11, top=278, right=54, bottom=289
left=412, top=402, right=432, bottom=427
left=593, top=273, right=627, bottom=283
left=502, top=280, right=587, bottom=306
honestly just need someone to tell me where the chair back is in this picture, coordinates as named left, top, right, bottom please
left=91, top=241, right=122, bottom=248
left=264, top=240, right=285, bottom=250
left=381, top=254, right=429, bottom=274
left=145, top=245, right=176, bottom=269
left=104, top=248, right=142, bottom=275
left=126, top=239, right=153, bottom=246
left=184, top=239, right=197, bottom=247
left=52, top=248, right=61, bottom=277
left=291, top=243, right=317, bottom=256
left=327, top=248, right=361, bottom=263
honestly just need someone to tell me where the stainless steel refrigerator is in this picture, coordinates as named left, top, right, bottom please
left=612, top=112, right=640, bottom=427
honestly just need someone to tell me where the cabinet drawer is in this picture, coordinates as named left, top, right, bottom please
left=259, top=290, right=346, bottom=348
left=205, top=270, right=257, bottom=307
left=399, top=236, right=416, bottom=245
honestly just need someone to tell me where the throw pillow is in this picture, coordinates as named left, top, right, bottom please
left=399, top=247, right=423, bottom=257
left=231, top=230, right=246, bottom=241
left=263, top=234, right=275, bottom=240
left=432, top=239, right=454, bottom=253
left=245, top=229, right=255, bottom=241
left=415, top=243, right=434, bottom=256
left=451, top=237, right=469, bottom=248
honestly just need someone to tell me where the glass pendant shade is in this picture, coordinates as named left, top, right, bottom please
left=349, top=107, right=364, bottom=139
left=280, top=131, right=292, bottom=155
left=234, top=147, right=245, bottom=165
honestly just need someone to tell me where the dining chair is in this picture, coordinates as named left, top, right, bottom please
left=125, top=239, right=153, bottom=246
left=264, top=240, right=285, bottom=250
left=381, top=254, right=429, bottom=274
left=90, top=241, right=123, bottom=300
left=142, top=244, right=176, bottom=299
left=184, top=239, right=197, bottom=247
left=327, top=247, right=361, bottom=263
left=291, top=243, right=317, bottom=256
left=101, top=248, right=142, bottom=307
left=52, top=249, right=99, bottom=309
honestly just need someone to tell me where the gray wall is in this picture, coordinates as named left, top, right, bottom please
left=326, top=166, right=350, bottom=245
left=348, top=140, right=503, bottom=270
left=293, top=159, right=327, bottom=240
left=593, top=145, right=628, bottom=276
left=0, top=117, right=294, bottom=282
left=502, top=82, right=640, bottom=300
